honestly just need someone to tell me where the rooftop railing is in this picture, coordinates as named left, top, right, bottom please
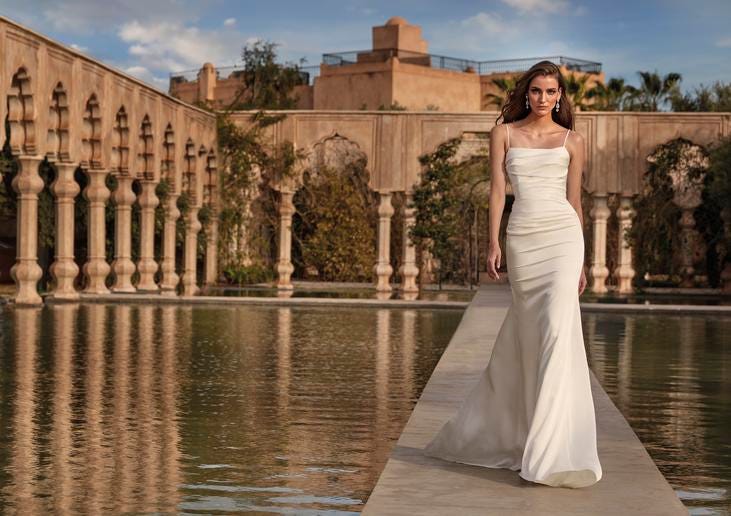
left=322, top=49, right=602, bottom=74
left=170, top=64, right=322, bottom=85
left=168, top=51, right=601, bottom=85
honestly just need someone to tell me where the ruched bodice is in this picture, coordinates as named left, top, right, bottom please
left=505, top=146, right=580, bottom=235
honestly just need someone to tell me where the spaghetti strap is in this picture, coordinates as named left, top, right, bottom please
left=506, top=123, right=510, bottom=150
left=562, top=128, right=570, bottom=147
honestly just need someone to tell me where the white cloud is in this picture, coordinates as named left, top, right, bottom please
left=118, top=20, right=243, bottom=73
left=462, top=12, right=507, bottom=35
left=500, top=0, right=571, bottom=15
left=223, top=17, right=236, bottom=27
left=716, top=36, right=731, bottom=48
left=124, top=65, right=168, bottom=91
left=69, top=43, right=88, bottom=53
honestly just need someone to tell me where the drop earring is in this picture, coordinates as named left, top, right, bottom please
left=525, top=95, right=530, bottom=110
left=555, top=99, right=560, bottom=112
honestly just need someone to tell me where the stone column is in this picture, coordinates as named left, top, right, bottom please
left=276, top=191, right=295, bottom=290
left=204, top=218, right=219, bottom=286
left=589, top=193, right=610, bottom=294
left=613, top=195, right=636, bottom=294
left=136, top=180, right=159, bottom=292
left=83, top=169, right=111, bottom=294
left=111, top=175, right=136, bottom=293
left=374, top=192, right=394, bottom=293
left=398, top=193, right=419, bottom=297
left=181, top=207, right=201, bottom=296
left=10, top=156, right=44, bottom=305
left=677, top=207, right=700, bottom=287
left=159, top=193, right=180, bottom=296
left=49, top=162, right=80, bottom=300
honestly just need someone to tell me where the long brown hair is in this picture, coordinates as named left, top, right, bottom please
left=496, top=60, right=574, bottom=129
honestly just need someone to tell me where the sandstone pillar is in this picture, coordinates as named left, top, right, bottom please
left=160, top=193, right=180, bottom=296
left=181, top=207, right=201, bottom=296
left=204, top=218, right=219, bottom=286
left=589, top=193, right=610, bottom=294
left=83, top=169, right=111, bottom=294
left=111, top=175, right=136, bottom=293
left=374, top=192, right=394, bottom=293
left=614, top=195, right=636, bottom=294
left=136, top=180, right=159, bottom=291
left=10, top=156, right=44, bottom=305
left=276, top=191, right=295, bottom=290
left=399, top=193, right=419, bottom=296
left=49, top=162, right=80, bottom=300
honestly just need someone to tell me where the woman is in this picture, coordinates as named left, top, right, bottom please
left=423, top=60, right=602, bottom=488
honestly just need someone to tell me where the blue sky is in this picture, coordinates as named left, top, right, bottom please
left=2, top=0, right=729, bottom=96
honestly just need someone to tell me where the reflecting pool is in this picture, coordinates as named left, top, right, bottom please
left=0, top=304, right=463, bottom=514
left=585, top=312, right=731, bottom=515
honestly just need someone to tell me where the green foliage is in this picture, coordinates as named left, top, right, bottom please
left=670, top=81, right=731, bottom=112
left=226, top=39, right=306, bottom=111
left=409, top=137, right=490, bottom=286
left=177, top=191, right=192, bottom=216
left=292, top=159, right=378, bottom=281
left=198, top=203, right=213, bottom=227
left=627, top=137, right=723, bottom=286
left=377, top=101, right=407, bottom=111
left=223, top=263, right=275, bottom=286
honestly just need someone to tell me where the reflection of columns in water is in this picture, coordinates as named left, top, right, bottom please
left=11, top=156, right=45, bottom=305
left=374, top=309, right=391, bottom=456
left=137, top=180, right=160, bottom=292
left=49, top=162, right=81, bottom=300
left=276, top=307, right=292, bottom=415
left=50, top=304, right=77, bottom=514
left=584, top=314, right=605, bottom=384
left=159, top=306, right=182, bottom=512
left=276, top=191, right=295, bottom=290
left=111, top=174, right=137, bottom=292
left=111, top=304, right=133, bottom=513
left=136, top=305, right=159, bottom=509
left=84, top=304, right=106, bottom=514
left=589, top=194, right=610, bottom=294
left=375, top=192, right=394, bottom=293
left=83, top=169, right=111, bottom=294
left=6, top=308, right=41, bottom=512
left=401, top=310, right=417, bottom=404
left=616, top=315, right=635, bottom=410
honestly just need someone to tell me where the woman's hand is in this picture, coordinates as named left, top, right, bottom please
left=487, top=243, right=502, bottom=281
left=578, top=266, right=587, bottom=296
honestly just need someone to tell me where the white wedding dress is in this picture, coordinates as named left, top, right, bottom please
left=423, top=124, right=602, bottom=488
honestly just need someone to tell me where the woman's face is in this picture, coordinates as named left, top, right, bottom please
left=527, top=75, right=561, bottom=115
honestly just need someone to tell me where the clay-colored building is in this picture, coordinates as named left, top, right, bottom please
left=169, top=17, right=605, bottom=112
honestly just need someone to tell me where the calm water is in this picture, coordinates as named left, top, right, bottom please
left=206, top=286, right=476, bottom=302
left=585, top=312, right=731, bottom=515
left=0, top=304, right=463, bottom=514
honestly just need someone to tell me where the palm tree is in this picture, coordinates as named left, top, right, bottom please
left=585, top=77, right=631, bottom=111
left=564, top=73, right=593, bottom=111
left=484, top=77, right=518, bottom=109
left=624, top=70, right=682, bottom=111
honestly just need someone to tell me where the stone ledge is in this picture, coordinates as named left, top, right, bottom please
left=40, top=292, right=469, bottom=310
left=363, top=283, right=687, bottom=516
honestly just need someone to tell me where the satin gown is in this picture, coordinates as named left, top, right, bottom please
left=423, top=126, right=603, bottom=488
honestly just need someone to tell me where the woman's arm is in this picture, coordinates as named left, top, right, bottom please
left=487, top=123, right=508, bottom=280
left=566, top=129, right=588, bottom=295
left=566, top=130, right=585, bottom=226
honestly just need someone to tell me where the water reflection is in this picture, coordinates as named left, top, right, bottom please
left=0, top=303, right=461, bottom=514
left=584, top=312, right=731, bottom=515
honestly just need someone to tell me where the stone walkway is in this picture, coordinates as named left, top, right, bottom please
left=363, top=283, right=687, bottom=516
